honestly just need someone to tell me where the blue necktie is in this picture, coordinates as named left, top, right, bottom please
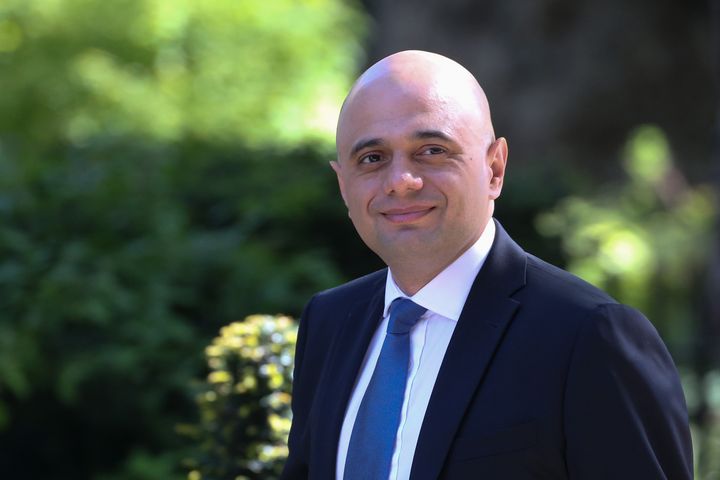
left=344, top=298, right=427, bottom=480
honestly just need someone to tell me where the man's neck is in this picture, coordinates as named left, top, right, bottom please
left=390, top=253, right=467, bottom=296
left=387, top=219, right=496, bottom=297
left=384, top=219, right=497, bottom=322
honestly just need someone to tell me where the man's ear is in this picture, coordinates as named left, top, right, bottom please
left=487, top=137, right=508, bottom=200
left=329, top=160, right=348, bottom=206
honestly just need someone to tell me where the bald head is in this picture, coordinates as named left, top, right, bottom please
left=337, top=50, right=495, bottom=154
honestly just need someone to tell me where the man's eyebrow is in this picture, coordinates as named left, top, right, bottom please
left=348, top=130, right=455, bottom=158
left=412, top=130, right=454, bottom=142
left=349, top=138, right=384, bottom=158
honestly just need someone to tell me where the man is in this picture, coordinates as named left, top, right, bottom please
left=281, top=50, right=692, bottom=479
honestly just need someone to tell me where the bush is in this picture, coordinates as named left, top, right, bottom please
left=183, top=315, right=297, bottom=480
left=0, top=141, right=346, bottom=479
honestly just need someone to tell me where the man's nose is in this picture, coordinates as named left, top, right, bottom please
left=384, top=156, right=423, bottom=195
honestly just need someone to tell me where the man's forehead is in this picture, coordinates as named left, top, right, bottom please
left=337, top=90, right=456, bottom=153
left=335, top=51, right=493, bottom=156
left=344, top=65, right=477, bottom=114
left=337, top=81, right=483, bottom=151
left=338, top=73, right=475, bottom=128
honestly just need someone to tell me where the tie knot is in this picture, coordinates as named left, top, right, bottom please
left=387, top=298, right=426, bottom=335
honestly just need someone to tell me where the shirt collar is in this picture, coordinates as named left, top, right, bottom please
left=384, top=218, right=496, bottom=321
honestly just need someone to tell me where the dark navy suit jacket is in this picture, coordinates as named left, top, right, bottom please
left=281, top=221, right=693, bottom=479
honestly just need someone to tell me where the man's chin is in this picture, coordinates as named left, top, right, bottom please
left=373, top=235, right=441, bottom=261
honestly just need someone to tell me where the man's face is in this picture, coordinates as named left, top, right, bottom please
left=332, top=76, right=506, bottom=272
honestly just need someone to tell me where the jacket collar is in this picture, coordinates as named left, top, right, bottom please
left=410, top=219, right=527, bottom=479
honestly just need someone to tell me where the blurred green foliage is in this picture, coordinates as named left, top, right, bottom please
left=0, top=0, right=365, bottom=478
left=183, top=315, right=296, bottom=480
left=0, top=0, right=363, bottom=148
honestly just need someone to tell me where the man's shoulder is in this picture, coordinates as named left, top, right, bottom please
left=490, top=220, right=616, bottom=310
left=510, top=251, right=657, bottom=350
left=521, top=252, right=618, bottom=310
left=311, top=268, right=387, bottom=307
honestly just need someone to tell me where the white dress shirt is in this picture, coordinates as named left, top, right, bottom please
left=336, top=220, right=496, bottom=480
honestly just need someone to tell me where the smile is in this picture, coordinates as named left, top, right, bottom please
left=380, top=206, right=435, bottom=224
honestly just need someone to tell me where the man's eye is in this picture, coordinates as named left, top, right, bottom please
left=419, top=146, right=446, bottom=155
left=359, top=153, right=382, bottom=164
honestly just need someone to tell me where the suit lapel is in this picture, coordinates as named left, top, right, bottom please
left=410, top=221, right=527, bottom=480
left=312, top=274, right=385, bottom=478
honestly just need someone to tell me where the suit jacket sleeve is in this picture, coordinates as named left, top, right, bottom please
left=564, top=303, right=693, bottom=479
left=281, top=295, right=316, bottom=479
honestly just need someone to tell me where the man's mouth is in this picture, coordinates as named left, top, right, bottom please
left=381, top=206, right=435, bottom=224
